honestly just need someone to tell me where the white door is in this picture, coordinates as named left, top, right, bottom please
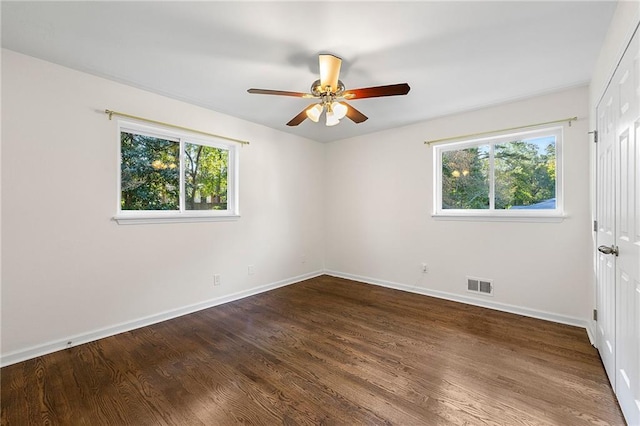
left=597, top=25, right=640, bottom=426
left=596, top=68, right=617, bottom=388
left=613, top=26, right=640, bottom=426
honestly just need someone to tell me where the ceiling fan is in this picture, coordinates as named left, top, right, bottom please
left=247, top=54, right=410, bottom=127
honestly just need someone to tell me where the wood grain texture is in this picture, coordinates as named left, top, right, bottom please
left=1, top=276, right=625, bottom=425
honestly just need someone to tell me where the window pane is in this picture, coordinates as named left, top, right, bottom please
left=121, top=132, right=179, bottom=210
left=184, top=143, right=229, bottom=211
left=494, top=136, right=556, bottom=210
left=441, top=146, right=490, bottom=209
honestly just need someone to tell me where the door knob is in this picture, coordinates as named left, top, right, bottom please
left=598, top=245, right=619, bottom=256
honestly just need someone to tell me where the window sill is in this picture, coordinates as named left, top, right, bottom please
left=432, top=213, right=566, bottom=223
left=113, top=213, right=240, bottom=225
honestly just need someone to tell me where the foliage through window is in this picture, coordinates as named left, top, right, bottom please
left=434, top=127, right=562, bottom=217
left=184, top=142, right=229, bottom=211
left=118, top=122, right=238, bottom=222
left=121, top=132, right=180, bottom=211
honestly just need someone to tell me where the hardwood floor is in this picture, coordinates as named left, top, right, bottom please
left=1, top=275, right=625, bottom=425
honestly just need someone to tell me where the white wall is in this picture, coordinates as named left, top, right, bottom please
left=588, top=1, right=640, bottom=340
left=325, top=86, right=592, bottom=325
left=1, top=49, right=325, bottom=364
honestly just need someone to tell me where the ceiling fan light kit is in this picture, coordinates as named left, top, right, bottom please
left=325, top=110, right=340, bottom=127
left=331, top=102, right=348, bottom=120
left=306, top=104, right=323, bottom=123
left=306, top=101, right=348, bottom=126
left=248, top=53, right=410, bottom=127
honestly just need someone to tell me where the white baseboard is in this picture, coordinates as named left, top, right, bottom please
left=586, top=320, right=597, bottom=346
left=324, top=270, right=590, bottom=330
left=0, top=270, right=323, bottom=367
left=2, top=269, right=593, bottom=367
left=587, top=321, right=598, bottom=349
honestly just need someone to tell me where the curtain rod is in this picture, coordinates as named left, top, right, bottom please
left=104, top=109, right=250, bottom=145
left=424, top=116, right=577, bottom=146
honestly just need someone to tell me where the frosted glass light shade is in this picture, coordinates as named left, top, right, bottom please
left=331, top=102, right=348, bottom=120
left=306, top=104, right=323, bottom=122
left=326, top=110, right=340, bottom=126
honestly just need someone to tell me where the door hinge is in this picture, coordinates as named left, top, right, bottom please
left=593, top=309, right=598, bottom=321
left=593, top=220, right=598, bottom=232
left=589, top=130, right=598, bottom=143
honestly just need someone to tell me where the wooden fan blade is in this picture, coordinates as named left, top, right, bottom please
left=343, top=83, right=410, bottom=99
left=247, top=88, right=313, bottom=98
left=319, top=54, right=342, bottom=92
left=286, top=105, right=316, bottom=126
left=341, top=102, right=368, bottom=123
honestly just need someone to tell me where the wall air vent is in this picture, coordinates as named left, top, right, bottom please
left=467, top=276, right=493, bottom=296
left=467, top=278, right=479, bottom=292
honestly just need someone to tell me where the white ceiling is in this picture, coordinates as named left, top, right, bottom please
left=1, top=1, right=616, bottom=143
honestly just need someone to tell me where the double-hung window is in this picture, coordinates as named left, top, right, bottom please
left=433, top=127, right=563, bottom=219
left=115, top=121, right=239, bottom=224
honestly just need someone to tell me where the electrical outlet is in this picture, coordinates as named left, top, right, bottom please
left=248, top=265, right=255, bottom=275
left=421, top=263, right=428, bottom=273
left=213, top=274, right=221, bottom=286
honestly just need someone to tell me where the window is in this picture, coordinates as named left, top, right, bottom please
left=116, top=121, right=239, bottom=224
left=433, top=127, right=562, bottom=219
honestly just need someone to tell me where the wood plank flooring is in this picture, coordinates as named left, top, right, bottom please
left=1, top=275, right=625, bottom=425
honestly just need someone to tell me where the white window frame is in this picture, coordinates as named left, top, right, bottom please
left=114, top=120, right=240, bottom=225
left=433, top=126, right=564, bottom=222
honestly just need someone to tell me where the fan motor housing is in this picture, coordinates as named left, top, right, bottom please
left=311, top=79, right=345, bottom=97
